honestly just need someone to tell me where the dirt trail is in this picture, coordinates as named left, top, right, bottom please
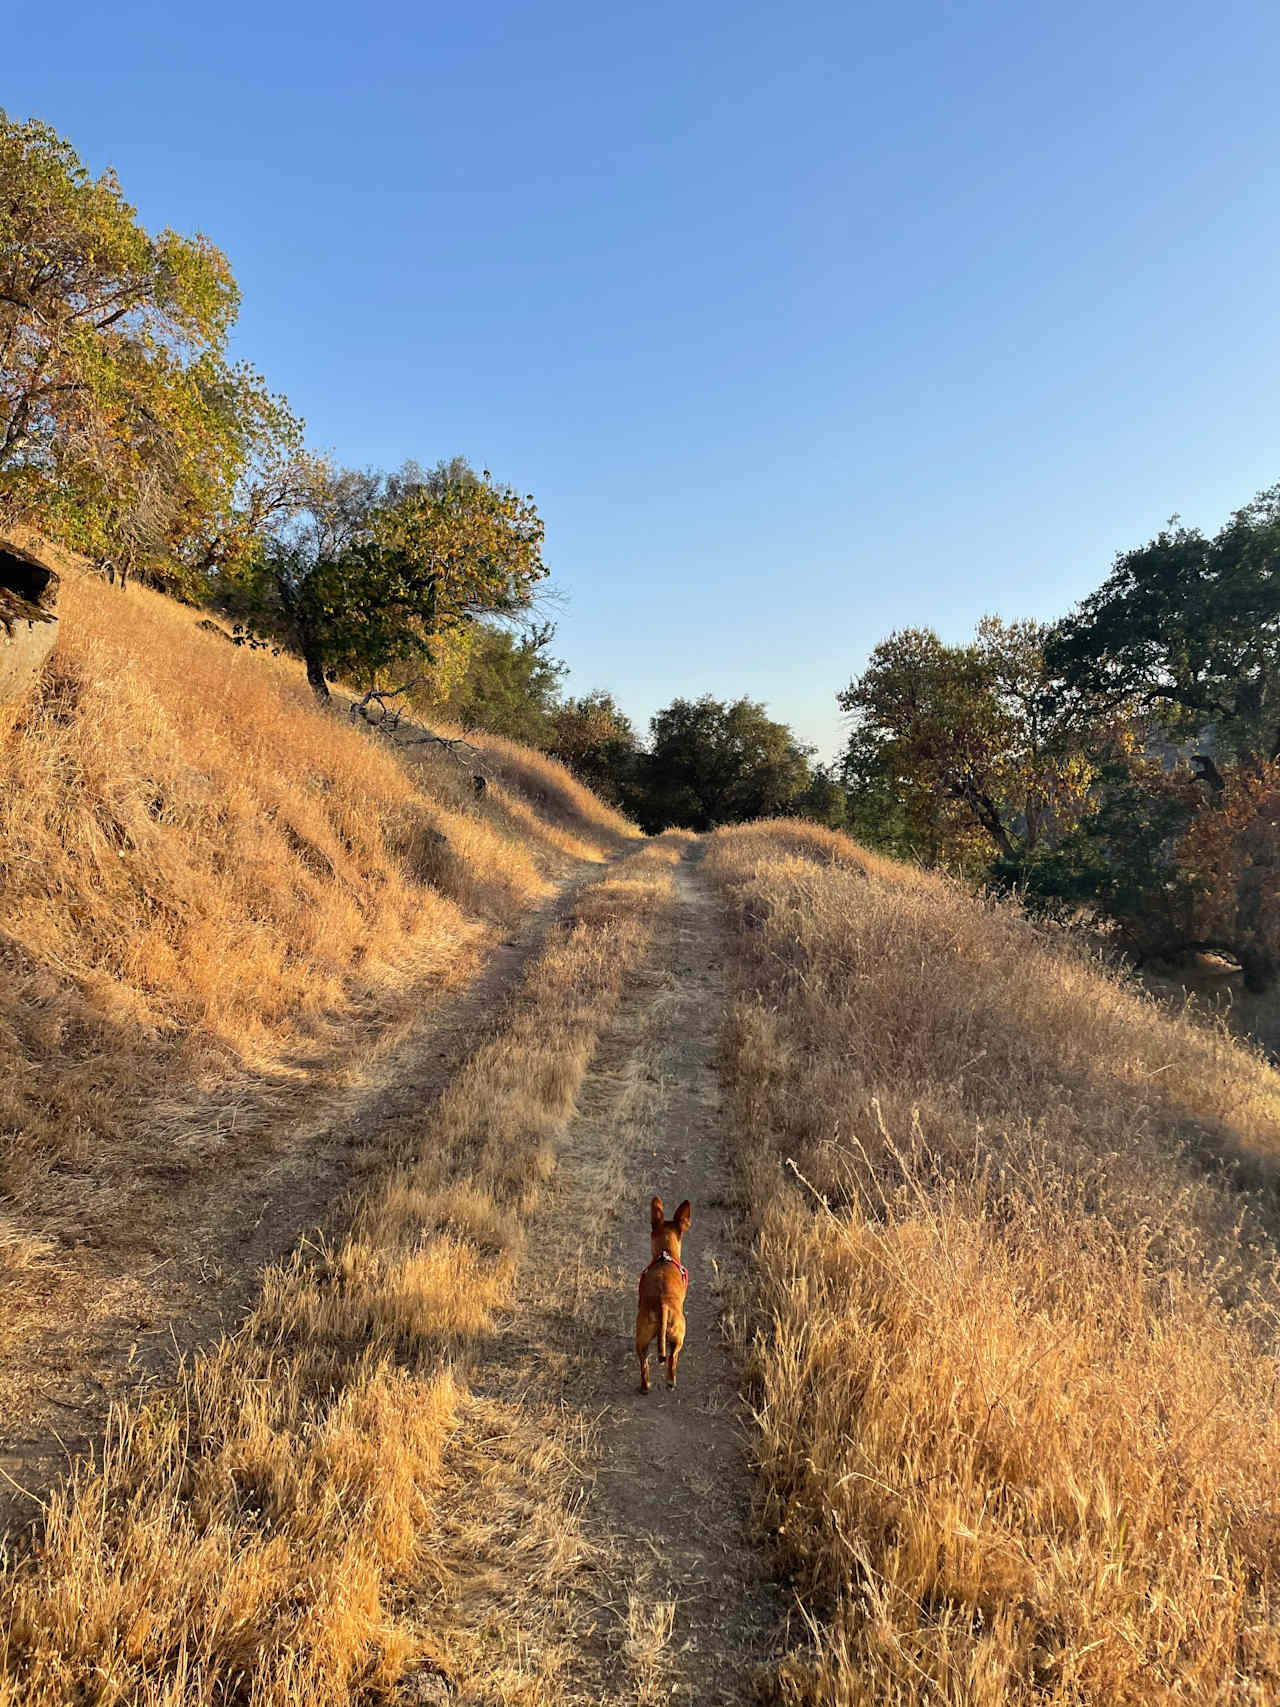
left=464, top=844, right=787, bottom=1703
left=0, top=856, right=616, bottom=1537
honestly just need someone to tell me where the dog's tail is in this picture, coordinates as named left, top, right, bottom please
left=657, top=1303, right=670, bottom=1361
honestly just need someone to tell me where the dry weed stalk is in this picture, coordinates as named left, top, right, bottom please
left=707, top=820, right=1280, bottom=1705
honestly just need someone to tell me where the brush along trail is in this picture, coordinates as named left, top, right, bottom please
left=0, top=855, right=613, bottom=1538
left=453, top=840, right=787, bottom=1703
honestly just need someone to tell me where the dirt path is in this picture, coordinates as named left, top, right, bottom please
left=461, top=844, right=786, bottom=1703
left=0, top=856, right=617, bottom=1538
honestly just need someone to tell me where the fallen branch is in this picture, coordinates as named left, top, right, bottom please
left=350, top=684, right=491, bottom=794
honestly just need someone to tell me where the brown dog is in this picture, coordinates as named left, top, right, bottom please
left=635, top=1195, right=691, bottom=1392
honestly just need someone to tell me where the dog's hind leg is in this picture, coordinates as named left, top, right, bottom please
left=636, top=1316, right=653, bottom=1393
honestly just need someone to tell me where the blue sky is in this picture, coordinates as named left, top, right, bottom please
left=14, top=1, right=1280, bottom=757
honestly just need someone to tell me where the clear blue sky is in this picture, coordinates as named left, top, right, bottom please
left=15, top=1, right=1280, bottom=757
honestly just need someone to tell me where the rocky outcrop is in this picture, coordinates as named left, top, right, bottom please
left=0, top=537, right=60, bottom=704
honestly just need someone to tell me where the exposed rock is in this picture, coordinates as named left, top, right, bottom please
left=0, top=536, right=60, bottom=705
left=397, top=1664, right=454, bottom=1703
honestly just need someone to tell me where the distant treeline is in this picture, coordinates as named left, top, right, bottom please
left=438, top=474, right=1280, bottom=1017
left=837, top=491, right=1280, bottom=990
left=432, top=643, right=846, bottom=837
left=499, top=490, right=1280, bottom=995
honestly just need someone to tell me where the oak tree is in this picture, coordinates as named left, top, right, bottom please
left=637, top=695, right=817, bottom=832
left=1046, top=487, right=1280, bottom=762
left=214, top=460, right=548, bottom=700
left=549, top=690, right=637, bottom=804
left=432, top=623, right=566, bottom=744
left=839, top=618, right=1094, bottom=869
left=0, top=111, right=287, bottom=587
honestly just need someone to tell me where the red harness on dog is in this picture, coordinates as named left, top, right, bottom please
left=638, top=1249, right=689, bottom=1297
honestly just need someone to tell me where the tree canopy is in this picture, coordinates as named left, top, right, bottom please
left=549, top=690, right=638, bottom=805
left=1046, top=485, right=1280, bottom=761
left=836, top=484, right=1280, bottom=987
left=212, top=459, right=548, bottom=699
left=839, top=618, right=1094, bottom=869
left=0, top=110, right=294, bottom=589
left=432, top=623, right=566, bottom=745
left=635, top=695, right=821, bottom=833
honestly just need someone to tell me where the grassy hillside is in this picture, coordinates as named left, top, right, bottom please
left=707, top=821, right=1280, bottom=1705
left=0, top=841, right=681, bottom=1704
left=0, top=565, right=632, bottom=1284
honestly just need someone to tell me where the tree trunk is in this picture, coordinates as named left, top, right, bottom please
left=1192, top=754, right=1226, bottom=793
left=302, top=638, right=329, bottom=701
left=954, top=779, right=1016, bottom=861
left=1237, top=944, right=1277, bottom=996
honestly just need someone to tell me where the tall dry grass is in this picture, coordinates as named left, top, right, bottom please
left=0, top=569, right=633, bottom=1241
left=464, top=729, right=638, bottom=864
left=0, top=841, right=681, bottom=1706
left=706, top=820, right=1280, bottom=1705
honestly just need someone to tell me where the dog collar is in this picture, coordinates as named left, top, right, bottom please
left=638, top=1250, right=689, bottom=1292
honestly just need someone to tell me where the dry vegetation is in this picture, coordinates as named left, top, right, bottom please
left=0, top=568, right=631, bottom=1268
left=706, top=821, right=1280, bottom=1705
left=463, top=730, right=634, bottom=863
left=16, top=563, right=1280, bottom=1706
left=1143, top=954, right=1280, bottom=1071
left=0, top=839, right=681, bottom=1705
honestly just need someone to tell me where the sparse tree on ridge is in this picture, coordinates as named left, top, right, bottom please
left=212, top=459, right=548, bottom=700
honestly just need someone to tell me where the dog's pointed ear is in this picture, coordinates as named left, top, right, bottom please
left=673, top=1200, right=692, bottom=1233
left=650, top=1196, right=665, bottom=1232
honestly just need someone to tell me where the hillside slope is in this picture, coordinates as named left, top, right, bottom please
left=706, top=820, right=1280, bottom=1704
left=0, top=566, right=634, bottom=1520
left=2, top=567, right=631, bottom=1213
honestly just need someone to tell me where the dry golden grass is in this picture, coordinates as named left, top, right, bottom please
left=363, top=712, right=637, bottom=872
left=624, top=1584, right=678, bottom=1707
left=0, top=569, right=633, bottom=1258
left=464, top=729, right=638, bottom=864
left=0, top=841, right=680, bottom=1705
left=706, top=820, right=1280, bottom=1705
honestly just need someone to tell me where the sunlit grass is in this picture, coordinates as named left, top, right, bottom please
left=0, top=843, right=680, bottom=1704
left=0, top=568, right=634, bottom=1268
left=707, top=819, right=1280, bottom=1705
